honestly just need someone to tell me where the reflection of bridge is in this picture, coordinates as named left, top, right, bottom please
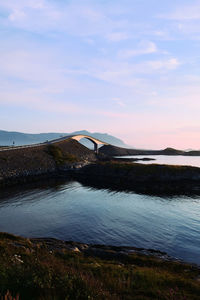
left=0, top=134, right=109, bottom=154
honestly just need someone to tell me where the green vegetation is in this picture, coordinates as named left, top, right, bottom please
left=0, top=157, right=8, bottom=162
left=47, top=144, right=79, bottom=165
left=98, top=160, right=200, bottom=175
left=0, top=233, right=200, bottom=299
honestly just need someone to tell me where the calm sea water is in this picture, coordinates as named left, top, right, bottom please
left=0, top=179, right=200, bottom=265
left=117, top=155, right=200, bottom=168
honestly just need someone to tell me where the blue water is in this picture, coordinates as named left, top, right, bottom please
left=117, top=155, right=200, bottom=168
left=0, top=180, right=200, bottom=265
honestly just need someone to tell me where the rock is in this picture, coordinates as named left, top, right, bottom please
left=12, top=254, right=24, bottom=264
left=70, top=246, right=80, bottom=252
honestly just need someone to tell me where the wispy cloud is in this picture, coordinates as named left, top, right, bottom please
left=112, top=97, right=126, bottom=107
left=85, top=56, right=180, bottom=89
left=118, top=41, right=157, bottom=58
left=146, top=58, right=180, bottom=71
left=106, top=32, right=130, bottom=42
left=0, top=0, right=199, bottom=148
left=0, top=0, right=130, bottom=40
left=0, top=48, right=78, bottom=94
left=0, top=88, right=80, bottom=114
left=159, top=2, right=200, bottom=20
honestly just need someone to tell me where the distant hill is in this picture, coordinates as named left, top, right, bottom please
left=99, top=145, right=200, bottom=156
left=0, top=130, right=128, bottom=148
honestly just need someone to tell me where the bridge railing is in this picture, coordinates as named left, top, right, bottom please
left=0, top=134, right=108, bottom=152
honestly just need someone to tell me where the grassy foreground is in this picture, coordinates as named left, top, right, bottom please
left=0, top=233, right=200, bottom=299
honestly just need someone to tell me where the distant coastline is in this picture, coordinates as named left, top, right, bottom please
left=1, top=138, right=200, bottom=195
left=1, top=138, right=200, bottom=299
left=99, top=144, right=200, bottom=157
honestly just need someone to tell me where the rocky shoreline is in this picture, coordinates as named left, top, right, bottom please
left=30, top=237, right=187, bottom=265
left=1, top=160, right=200, bottom=195
left=0, top=232, right=200, bottom=299
left=70, top=161, right=200, bottom=195
left=1, top=138, right=200, bottom=194
left=0, top=139, right=94, bottom=188
left=1, top=142, right=200, bottom=298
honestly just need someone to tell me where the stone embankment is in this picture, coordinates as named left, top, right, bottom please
left=1, top=138, right=200, bottom=194
left=0, top=139, right=96, bottom=187
left=74, top=161, right=200, bottom=194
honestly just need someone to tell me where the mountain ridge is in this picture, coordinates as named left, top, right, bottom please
left=0, top=129, right=128, bottom=148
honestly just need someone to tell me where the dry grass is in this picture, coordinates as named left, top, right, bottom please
left=47, top=144, right=79, bottom=165
left=0, top=290, right=20, bottom=300
left=0, top=233, right=200, bottom=299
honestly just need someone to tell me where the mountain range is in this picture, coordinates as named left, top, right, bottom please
left=0, top=130, right=128, bottom=148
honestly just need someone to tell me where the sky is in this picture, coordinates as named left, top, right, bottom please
left=0, top=0, right=200, bottom=149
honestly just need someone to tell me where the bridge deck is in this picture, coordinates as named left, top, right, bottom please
left=0, top=134, right=109, bottom=153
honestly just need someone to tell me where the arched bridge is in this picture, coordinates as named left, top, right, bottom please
left=49, top=134, right=109, bottom=154
left=0, top=134, right=109, bottom=154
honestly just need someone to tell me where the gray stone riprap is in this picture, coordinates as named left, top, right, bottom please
left=1, top=138, right=200, bottom=194
left=29, top=238, right=186, bottom=265
left=0, top=139, right=95, bottom=187
left=74, top=162, right=200, bottom=194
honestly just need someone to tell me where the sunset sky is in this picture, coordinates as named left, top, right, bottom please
left=0, top=0, right=200, bottom=149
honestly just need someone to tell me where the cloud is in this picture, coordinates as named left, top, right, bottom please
left=106, top=32, right=130, bottom=42
left=0, top=88, right=80, bottom=114
left=112, top=97, right=126, bottom=107
left=155, top=2, right=200, bottom=38
left=0, top=48, right=78, bottom=93
left=159, top=2, right=200, bottom=20
left=0, top=0, right=130, bottom=41
left=86, top=57, right=180, bottom=89
left=146, top=58, right=180, bottom=70
left=146, top=79, right=200, bottom=113
left=118, top=41, right=157, bottom=58
left=88, top=62, right=142, bottom=88
left=8, top=9, right=26, bottom=21
left=0, top=0, right=199, bottom=149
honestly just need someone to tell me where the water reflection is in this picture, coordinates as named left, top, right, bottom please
left=76, top=175, right=200, bottom=197
left=118, top=155, right=200, bottom=168
left=0, top=178, right=200, bottom=265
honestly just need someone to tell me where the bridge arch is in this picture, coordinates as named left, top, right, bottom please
left=50, top=134, right=109, bottom=154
